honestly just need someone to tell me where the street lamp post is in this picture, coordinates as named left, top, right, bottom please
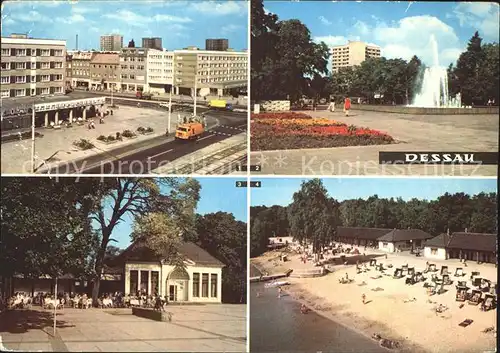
left=31, top=103, right=36, bottom=173
left=167, top=85, right=172, bottom=134
left=53, top=277, right=58, bottom=336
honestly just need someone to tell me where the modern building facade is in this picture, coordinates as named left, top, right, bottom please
left=145, top=48, right=174, bottom=93
left=331, top=40, right=381, bottom=72
left=173, top=48, right=248, bottom=96
left=68, top=50, right=93, bottom=89
left=119, top=47, right=147, bottom=92
left=142, top=37, right=162, bottom=50
left=100, top=34, right=123, bottom=52
left=205, top=38, right=228, bottom=51
left=89, top=52, right=120, bottom=90
left=1, top=35, right=66, bottom=99
left=377, top=229, right=433, bottom=253
left=65, top=53, right=73, bottom=90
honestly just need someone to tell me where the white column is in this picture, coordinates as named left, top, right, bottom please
left=147, top=271, right=151, bottom=295
left=82, top=107, right=87, bottom=120
left=208, top=273, right=211, bottom=300
left=137, top=270, right=141, bottom=294
left=44, top=113, right=49, bottom=127
left=54, top=111, right=59, bottom=125
left=187, top=270, right=193, bottom=302
left=125, top=269, right=130, bottom=295
left=69, top=109, right=73, bottom=123
left=217, top=272, right=222, bottom=303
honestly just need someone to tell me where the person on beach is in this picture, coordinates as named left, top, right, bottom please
left=344, top=97, right=351, bottom=116
left=300, top=304, right=308, bottom=314
left=278, top=286, right=282, bottom=298
left=362, top=293, right=366, bottom=304
left=328, top=99, right=335, bottom=112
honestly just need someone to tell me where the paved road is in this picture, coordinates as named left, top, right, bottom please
left=43, top=110, right=247, bottom=174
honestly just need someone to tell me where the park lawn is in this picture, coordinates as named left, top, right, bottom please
left=250, top=112, right=395, bottom=151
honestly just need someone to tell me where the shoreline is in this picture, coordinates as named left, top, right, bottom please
left=251, top=251, right=497, bottom=353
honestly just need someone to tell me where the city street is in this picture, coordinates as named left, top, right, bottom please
left=0, top=305, right=247, bottom=352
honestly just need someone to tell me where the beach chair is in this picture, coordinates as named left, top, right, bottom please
left=370, top=259, right=377, bottom=267
left=472, top=277, right=482, bottom=287
left=454, top=268, right=464, bottom=277
left=458, top=319, right=473, bottom=327
left=393, top=269, right=403, bottom=279
left=440, top=266, right=448, bottom=276
left=408, top=267, right=415, bottom=276
left=468, top=290, right=482, bottom=305
left=415, top=272, right=424, bottom=282
left=442, top=274, right=452, bottom=286
left=470, top=271, right=480, bottom=280
left=481, top=294, right=496, bottom=312
left=435, top=282, right=445, bottom=295
left=429, top=264, right=437, bottom=272
left=457, top=280, right=467, bottom=287
left=405, top=276, right=416, bottom=285
left=456, top=286, right=468, bottom=302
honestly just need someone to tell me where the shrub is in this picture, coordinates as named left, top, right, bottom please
left=73, top=139, right=95, bottom=150
left=122, top=129, right=135, bottom=138
left=97, top=135, right=107, bottom=141
left=137, top=126, right=146, bottom=133
left=348, top=124, right=357, bottom=134
left=107, top=134, right=115, bottom=141
left=145, top=127, right=154, bottom=133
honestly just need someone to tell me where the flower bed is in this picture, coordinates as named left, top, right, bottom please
left=251, top=112, right=395, bottom=151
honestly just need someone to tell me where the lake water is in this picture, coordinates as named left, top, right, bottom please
left=250, top=265, right=385, bottom=352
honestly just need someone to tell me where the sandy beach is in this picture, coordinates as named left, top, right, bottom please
left=252, top=247, right=497, bottom=353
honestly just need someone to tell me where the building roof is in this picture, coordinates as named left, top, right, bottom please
left=424, top=233, right=450, bottom=248
left=378, top=229, right=433, bottom=242
left=91, top=53, right=119, bottom=64
left=336, top=227, right=393, bottom=241
left=447, top=232, right=497, bottom=252
left=116, top=240, right=224, bottom=267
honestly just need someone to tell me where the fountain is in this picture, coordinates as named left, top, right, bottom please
left=410, top=34, right=462, bottom=108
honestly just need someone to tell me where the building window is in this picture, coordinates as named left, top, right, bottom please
left=192, top=273, right=200, bottom=297
left=15, top=62, right=26, bottom=69
left=54, top=62, right=63, bottom=69
left=41, top=62, right=50, bottom=69
left=54, top=87, right=63, bottom=93
left=121, top=65, right=127, bottom=69
left=41, top=75, right=50, bottom=82
left=1, top=49, right=9, bottom=56
left=16, top=49, right=27, bottom=56
left=54, top=49, right=63, bottom=56
left=1, top=77, right=9, bottom=84
left=210, top=274, right=217, bottom=298
left=121, top=74, right=127, bottom=79
left=201, top=273, right=209, bottom=298
left=15, top=89, right=25, bottom=97
left=54, top=74, right=63, bottom=81
left=129, top=74, right=135, bottom=79
left=41, top=49, right=50, bottom=56
left=40, top=87, right=50, bottom=95
left=15, top=76, right=26, bottom=83
left=129, top=65, right=135, bottom=69
left=383, top=242, right=388, bottom=248
left=130, top=270, right=138, bottom=295
left=431, top=248, right=437, bottom=255
left=1, top=62, right=10, bottom=70
left=1, top=90, right=9, bottom=98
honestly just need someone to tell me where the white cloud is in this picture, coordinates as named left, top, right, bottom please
left=8, top=10, right=51, bottom=23
left=451, top=2, right=499, bottom=40
left=221, top=24, right=242, bottom=34
left=57, top=14, right=85, bottom=24
left=353, top=20, right=369, bottom=36
left=189, top=1, right=246, bottom=16
left=2, top=0, right=62, bottom=8
left=102, top=10, right=192, bottom=28
left=70, top=7, right=99, bottom=14
left=319, top=16, right=332, bottom=26
left=2, top=17, right=16, bottom=25
left=314, top=35, right=348, bottom=47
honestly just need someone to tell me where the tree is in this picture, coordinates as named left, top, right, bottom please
left=287, top=179, right=338, bottom=258
left=0, top=178, right=101, bottom=296
left=88, top=178, right=200, bottom=305
left=128, top=39, right=135, bottom=48
left=194, top=212, right=247, bottom=303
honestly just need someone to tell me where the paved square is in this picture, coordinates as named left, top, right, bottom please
left=250, top=110, right=498, bottom=176
left=0, top=305, right=246, bottom=352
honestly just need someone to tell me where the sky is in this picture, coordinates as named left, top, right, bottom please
left=250, top=177, right=498, bottom=207
left=104, top=177, right=247, bottom=249
left=263, top=1, right=499, bottom=67
left=1, top=0, right=248, bottom=51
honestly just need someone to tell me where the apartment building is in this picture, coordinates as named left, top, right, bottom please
left=68, top=50, right=94, bottom=89
left=205, top=38, right=228, bottom=51
left=145, top=49, right=174, bottom=93
left=331, top=40, right=381, bottom=72
left=1, top=35, right=66, bottom=99
left=142, top=37, right=162, bottom=50
left=119, top=47, right=147, bottom=92
left=173, top=48, right=247, bottom=96
left=89, top=52, right=120, bottom=90
left=100, top=34, right=123, bottom=52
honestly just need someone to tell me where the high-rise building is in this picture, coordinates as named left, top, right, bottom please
left=145, top=48, right=174, bottom=93
left=1, top=34, right=67, bottom=99
left=100, top=34, right=123, bottom=51
left=173, top=48, right=247, bottom=96
left=205, top=39, right=228, bottom=51
left=331, top=40, right=381, bottom=72
left=142, top=37, right=162, bottom=50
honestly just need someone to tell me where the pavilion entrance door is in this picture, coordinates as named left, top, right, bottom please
left=169, top=285, right=178, bottom=302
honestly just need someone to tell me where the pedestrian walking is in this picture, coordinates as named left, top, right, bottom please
left=328, top=99, right=335, bottom=112
left=278, top=286, right=282, bottom=298
left=362, top=293, right=366, bottom=304
left=344, top=97, right=351, bottom=116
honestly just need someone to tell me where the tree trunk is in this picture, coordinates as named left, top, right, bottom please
left=92, top=230, right=109, bottom=306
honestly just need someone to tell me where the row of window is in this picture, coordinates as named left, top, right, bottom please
left=1, top=86, right=63, bottom=98
left=120, top=57, right=145, bottom=62
left=120, top=65, right=145, bottom=70
left=91, top=64, right=118, bottom=69
left=148, top=69, right=173, bottom=74
left=192, top=273, right=217, bottom=298
left=91, top=73, right=118, bottom=79
left=1, top=48, right=64, bottom=57
left=148, top=76, right=174, bottom=81
left=1, top=74, right=63, bottom=84
left=1, top=61, right=64, bottom=70
left=196, top=70, right=247, bottom=75
left=121, top=74, right=146, bottom=80
left=198, top=63, right=247, bottom=69
left=73, top=70, right=90, bottom=76
left=199, top=76, right=246, bottom=83
left=198, top=56, right=246, bottom=61
left=149, top=55, right=174, bottom=60
left=72, top=61, right=90, bottom=67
